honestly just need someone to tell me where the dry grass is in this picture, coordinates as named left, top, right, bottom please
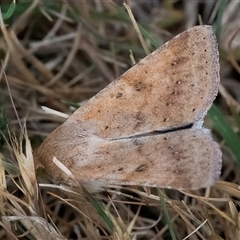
left=0, top=1, right=240, bottom=239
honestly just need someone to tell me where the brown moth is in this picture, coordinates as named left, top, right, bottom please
left=34, top=25, right=222, bottom=190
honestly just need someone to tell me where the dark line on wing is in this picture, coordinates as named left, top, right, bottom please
left=110, top=123, right=193, bottom=140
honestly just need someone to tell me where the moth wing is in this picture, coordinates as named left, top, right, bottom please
left=35, top=116, right=221, bottom=189
left=68, top=128, right=221, bottom=190
left=70, top=25, right=219, bottom=139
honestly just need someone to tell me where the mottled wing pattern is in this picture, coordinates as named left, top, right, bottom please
left=35, top=123, right=221, bottom=190
left=35, top=25, right=221, bottom=190
left=71, top=25, right=219, bottom=139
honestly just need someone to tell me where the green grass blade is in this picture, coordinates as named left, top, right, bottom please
left=61, top=100, right=80, bottom=110
left=208, top=104, right=240, bottom=164
left=159, top=191, right=177, bottom=240
left=215, top=0, right=228, bottom=40
left=82, top=187, right=115, bottom=231
left=1, top=1, right=16, bottom=20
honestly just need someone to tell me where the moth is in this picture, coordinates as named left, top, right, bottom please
left=35, top=25, right=222, bottom=190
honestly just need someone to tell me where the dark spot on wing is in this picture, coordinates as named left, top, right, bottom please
left=133, top=81, right=147, bottom=91
left=135, top=164, right=148, bottom=172
left=116, top=92, right=123, bottom=98
left=134, top=112, right=146, bottom=130
left=171, top=56, right=188, bottom=67
left=133, top=80, right=152, bottom=92
left=135, top=112, right=145, bottom=122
